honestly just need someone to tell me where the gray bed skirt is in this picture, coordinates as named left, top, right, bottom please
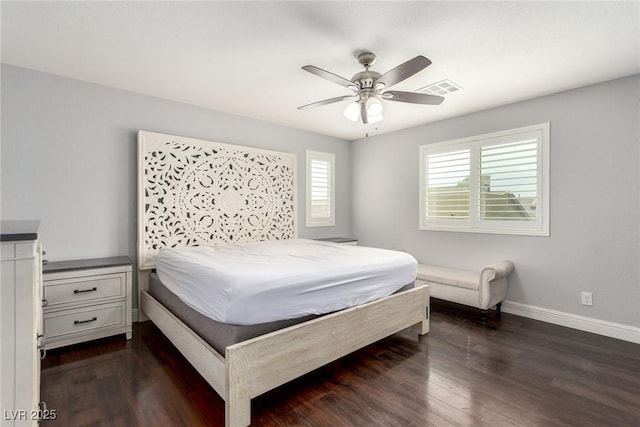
left=148, top=272, right=414, bottom=355
left=148, top=272, right=320, bottom=355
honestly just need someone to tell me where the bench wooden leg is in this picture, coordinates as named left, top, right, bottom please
left=496, top=302, right=502, bottom=317
left=481, top=309, right=488, bottom=321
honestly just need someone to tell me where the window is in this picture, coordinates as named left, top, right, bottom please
left=306, top=150, right=335, bottom=227
left=419, top=123, right=549, bottom=236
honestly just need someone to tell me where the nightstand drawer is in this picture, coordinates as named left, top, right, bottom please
left=44, top=273, right=126, bottom=307
left=44, top=302, right=126, bottom=340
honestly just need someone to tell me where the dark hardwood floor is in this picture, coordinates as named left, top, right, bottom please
left=40, top=301, right=640, bottom=426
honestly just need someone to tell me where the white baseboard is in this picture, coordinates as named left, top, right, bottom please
left=132, top=308, right=139, bottom=323
left=502, top=300, right=640, bottom=344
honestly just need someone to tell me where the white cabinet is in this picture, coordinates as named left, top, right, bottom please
left=1, top=221, right=44, bottom=426
left=42, top=258, right=132, bottom=350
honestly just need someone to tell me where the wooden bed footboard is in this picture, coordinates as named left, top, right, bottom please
left=141, top=285, right=429, bottom=427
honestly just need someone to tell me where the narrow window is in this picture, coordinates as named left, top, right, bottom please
left=306, top=150, right=335, bottom=227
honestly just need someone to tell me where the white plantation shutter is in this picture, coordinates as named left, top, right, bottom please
left=306, top=151, right=335, bottom=227
left=479, top=138, right=538, bottom=222
left=311, top=159, right=331, bottom=218
left=420, top=123, right=549, bottom=236
left=426, top=149, right=471, bottom=220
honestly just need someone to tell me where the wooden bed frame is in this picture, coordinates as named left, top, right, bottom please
left=139, top=274, right=429, bottom=427
left=138, top=131, right=429, bottom=427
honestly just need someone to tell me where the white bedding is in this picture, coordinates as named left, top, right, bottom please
left=155, top=238, right=417, bottom=325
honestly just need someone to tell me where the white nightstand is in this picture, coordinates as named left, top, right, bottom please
left=42, top=257, right=132, bottom=350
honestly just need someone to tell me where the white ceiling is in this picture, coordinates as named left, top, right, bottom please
left=2, top=1, right=639, bottom=141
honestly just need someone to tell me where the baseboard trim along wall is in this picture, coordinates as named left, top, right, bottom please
left=502, top=300, right=640, bottom=344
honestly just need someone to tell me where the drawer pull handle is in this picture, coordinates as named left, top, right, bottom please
left=37, top=333, right=46, bottom=349
left=37, top=333, right=47, bottom=359
left=74, top=287, right=97, bottom=294
left=42, top=298, right=48, bottom=307
left=74, top=316, right=97, bottom=325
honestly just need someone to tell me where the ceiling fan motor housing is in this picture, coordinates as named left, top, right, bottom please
left=352, top=51, right=382, bottom=92
left=352, top=70, right=381, bottom=91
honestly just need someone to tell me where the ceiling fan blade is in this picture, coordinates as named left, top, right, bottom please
left=376, top=56, right=432, bottom=89
left=383, top=90, right=444, bottom=105
left=302, top=65, right=357, bottom=90
left=297, top=95, right=355, bottom=110
left=360, top=103, right=368, bottom=124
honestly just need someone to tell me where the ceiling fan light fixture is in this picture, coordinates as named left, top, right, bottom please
left=343, top=102, right=360, bottom=122
left=365, top=97, right=383, bottom=116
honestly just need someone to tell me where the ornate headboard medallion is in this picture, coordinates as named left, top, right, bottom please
left=138, top=131, right=297, bottom=269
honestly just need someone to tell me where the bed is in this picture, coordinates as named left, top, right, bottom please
left=137, top=131, right=430, bottom=427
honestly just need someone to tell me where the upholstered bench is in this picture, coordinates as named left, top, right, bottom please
left=415, top=261, right=514, bottom=318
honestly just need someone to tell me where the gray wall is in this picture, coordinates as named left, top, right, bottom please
left=351, top=74, right=640, bottom=328
left=3, top=64, right=639, bottom=329
left=1, top=64, right=352, bottom=306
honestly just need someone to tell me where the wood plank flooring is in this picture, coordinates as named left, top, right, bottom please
left=40, top=300, right=640, bottom=426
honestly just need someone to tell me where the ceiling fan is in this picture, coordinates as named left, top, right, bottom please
left=298, top=52, right=444, bottom=124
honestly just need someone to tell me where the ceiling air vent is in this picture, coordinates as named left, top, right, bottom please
left=416, top=79, right=462, bottom=96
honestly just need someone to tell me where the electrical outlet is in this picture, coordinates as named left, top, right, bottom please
left=581, top=292, right=593, bottom=306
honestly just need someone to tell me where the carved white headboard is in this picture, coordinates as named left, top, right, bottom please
left=137, top=131, right=297, bottom=270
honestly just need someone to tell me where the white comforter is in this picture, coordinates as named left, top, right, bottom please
left=155, top=238, right=417, bottom=325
